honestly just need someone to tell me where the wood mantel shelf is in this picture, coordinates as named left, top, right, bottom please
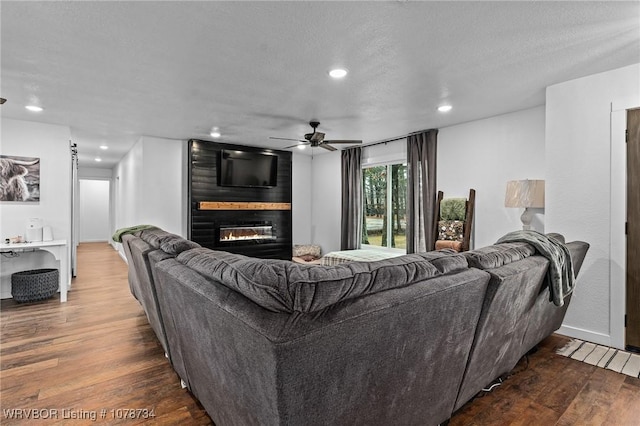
left=199, top=201, right=291, bottom=211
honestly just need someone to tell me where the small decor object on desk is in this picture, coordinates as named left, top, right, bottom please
left=11, top=268, right=59, bottom=303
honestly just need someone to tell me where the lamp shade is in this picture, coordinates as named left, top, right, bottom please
left=505, top=180, right=545, bottom=208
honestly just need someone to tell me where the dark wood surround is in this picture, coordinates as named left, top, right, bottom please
left=188, top=139, right=292, bottom=259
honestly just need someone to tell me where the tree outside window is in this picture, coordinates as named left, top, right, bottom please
left=362, top=163, right=407, bottom=250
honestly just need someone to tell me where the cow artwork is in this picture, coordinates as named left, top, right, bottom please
left=0, top=155, right=40, bottom=202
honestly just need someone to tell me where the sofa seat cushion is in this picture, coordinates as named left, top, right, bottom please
left=464, top=242, right=535, bottom=269
left=177, top=248, right=468, bottom=313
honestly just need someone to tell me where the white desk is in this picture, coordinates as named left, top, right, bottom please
left=0, top=240, right=70, bottom=303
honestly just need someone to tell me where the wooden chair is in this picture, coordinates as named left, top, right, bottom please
left=433, top=189, right=476, bottom=252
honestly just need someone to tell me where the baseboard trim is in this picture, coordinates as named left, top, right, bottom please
left=556, top=325, right=616, bottom=349
left=117, top=249, right=128, bottom=264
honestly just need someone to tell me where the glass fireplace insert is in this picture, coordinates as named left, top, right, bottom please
left=218, top=223, right=276, bottom=243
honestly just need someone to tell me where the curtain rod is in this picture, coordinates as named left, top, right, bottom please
left=363, top=128, right=437, bottom=148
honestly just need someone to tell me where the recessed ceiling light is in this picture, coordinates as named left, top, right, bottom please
left=25, top=105, right=43, bottom=112
left=210, top=127, right=221, bottom=138
left=438, top=105, right=452, bottom=112
left=99, top=145, right=109, bottom=150
left=329, top=68, right=348, bottom=79
left=94, top=157, right=102, bottom=162
left=297, top=144, right=306, bottom=150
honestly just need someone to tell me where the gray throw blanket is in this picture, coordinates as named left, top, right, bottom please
left=496, top=230, right=574, bottom=307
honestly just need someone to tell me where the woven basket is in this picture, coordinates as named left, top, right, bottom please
left=11, top=268, right=59, bottom=303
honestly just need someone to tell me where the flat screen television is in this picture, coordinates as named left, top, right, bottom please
left=219, top=149, right=278, bottom=188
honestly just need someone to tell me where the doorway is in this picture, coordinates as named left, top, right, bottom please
left=627, top=108, right=640, bottom=352
left=79, top=179, right=111, bottom=242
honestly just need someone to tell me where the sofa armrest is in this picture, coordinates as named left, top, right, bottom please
left=566, top=241, right=590, bottom=277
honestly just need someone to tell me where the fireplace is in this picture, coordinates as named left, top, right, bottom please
left=218, top=222, right=276, bottom=244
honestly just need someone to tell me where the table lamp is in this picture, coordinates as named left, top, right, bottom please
left=505, top=179, right=545, bottom=230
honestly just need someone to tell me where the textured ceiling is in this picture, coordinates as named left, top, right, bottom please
left=1, top=1, right=639, bottom=168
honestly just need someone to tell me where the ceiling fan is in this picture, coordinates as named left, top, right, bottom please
left=269, top=121, right=362, bottom=151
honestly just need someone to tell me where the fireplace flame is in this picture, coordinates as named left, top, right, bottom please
left=220, top=228, right=272, bottom=241
left=222, top=233, right=262, bottom=241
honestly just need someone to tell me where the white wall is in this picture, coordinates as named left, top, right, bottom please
left=292, top=153, right=312, bottom=245
left=78, top=167, right=113, bottom=180
left=79, top=179, right=110, bottom=242
left=308, top=108, right=546, bottom=253
left=0, top=118, right=72, bottom=298
left=546, top=63, right=640, bottom=349
left=112, top=136, right=185, bottom=257
left=139, top=137, right=185, bottom=235
left=438, top=106, right=546, bottom=248
left=310, top=151, right=342, bottom=253
left=78, top=166, right=115, bottom=246
left=114, top=139, right=143, bottom=240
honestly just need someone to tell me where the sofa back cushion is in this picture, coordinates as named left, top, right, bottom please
left=464, top=242, right=535, bottom=269
left=138, top=228, right=200, bottom=256
left=176, top=248, right=469, bottom=313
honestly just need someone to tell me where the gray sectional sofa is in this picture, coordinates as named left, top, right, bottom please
left=119, top=227, right=588, bottom=426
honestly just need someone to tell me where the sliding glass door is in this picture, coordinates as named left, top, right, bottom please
left=362, top=163, right=407, bottom=250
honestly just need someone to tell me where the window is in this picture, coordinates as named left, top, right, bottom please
left=362, top=163, right=407, bottom=250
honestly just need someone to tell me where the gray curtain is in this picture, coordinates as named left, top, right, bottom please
left=406, top=130, right=438, bottom=253
left=341, top=147, right=362, bottom=250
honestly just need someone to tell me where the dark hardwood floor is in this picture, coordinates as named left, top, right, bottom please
left=1, top=243, right=210, bottom=425
left=1, top=242, right=638, bottom=425
left=450, top=338, right=640, bottom=425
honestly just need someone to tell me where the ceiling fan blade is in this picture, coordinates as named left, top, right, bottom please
left=320, top=143, right=337, bottom=152
left=323, top=140, right=363, bottom=144
left=284, top=142, right=310, bottom=149
left=269, top=137, right=305, bottom=142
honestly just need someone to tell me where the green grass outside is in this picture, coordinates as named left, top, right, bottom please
left=365, top=234, right=406, bottom=250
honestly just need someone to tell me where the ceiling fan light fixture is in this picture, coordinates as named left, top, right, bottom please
left=273, top=120, right=361, bottom=151
left=438, top=105, right=452, bottom=112
left=328, top=68, right=348, bottom=79
left=25, top=105, right=44, bottom=112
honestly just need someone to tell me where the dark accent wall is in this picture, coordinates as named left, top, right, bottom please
left=188, top=139, right=292, bottom=259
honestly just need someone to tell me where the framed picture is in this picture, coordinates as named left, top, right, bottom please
left=0, top=155, right=41, bottom=202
